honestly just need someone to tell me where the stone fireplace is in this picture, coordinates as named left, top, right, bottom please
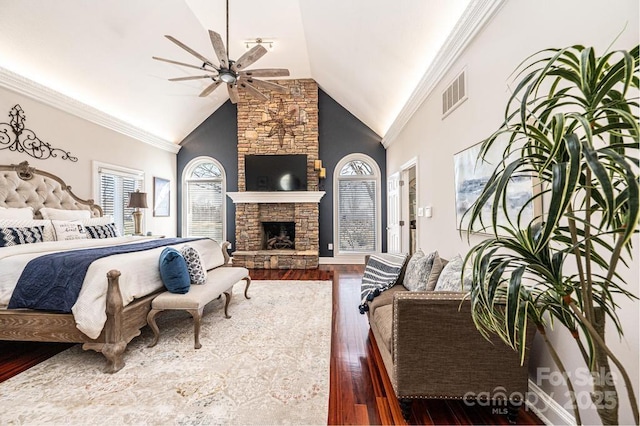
left=229, top=79, right=323, bottom=269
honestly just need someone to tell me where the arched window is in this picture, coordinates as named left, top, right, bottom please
left=182, top=157, right=226, bottom=242
left=334, top=154, right=381, bottom=254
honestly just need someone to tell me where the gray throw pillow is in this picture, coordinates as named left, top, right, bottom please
left=434, top=254, right=472, bottom=292
left=403, top=249, right=437, bottom=292
left=425, top=254, right=445, bottom=291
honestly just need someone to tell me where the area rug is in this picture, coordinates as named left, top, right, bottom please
left=0, top=280, right=332, bottom=425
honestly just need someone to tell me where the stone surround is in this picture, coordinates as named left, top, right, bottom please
left=232, top=79, right=320, bottom=269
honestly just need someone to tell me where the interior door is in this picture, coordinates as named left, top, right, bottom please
left=387, top=172, right=402, bottom=253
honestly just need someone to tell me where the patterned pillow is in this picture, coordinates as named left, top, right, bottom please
left=359, top=253, right=407, bottom=314
left=0, top=225, right=45, bottom=247
left=85, top=223, right=119, bottom=239
left=180, top=245, right=207, bottom=284
left=434, top=255, right=472, bottom=292
left=51, top=220, right=87, bottom=241
left=403, top=249, right=438, bottom=292
left=0, top=219, right=55, bottom=242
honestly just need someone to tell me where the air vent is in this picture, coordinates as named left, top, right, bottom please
left=442, top=70, right=467, bottom=117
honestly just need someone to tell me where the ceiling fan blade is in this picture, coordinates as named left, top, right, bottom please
left=165, top=35, right=216, bottom=67
left=247, top=78, right=288, bottom=94
left=208, top=30, right=229, bottom=69
left=199, top=80, right=223, bottom=97
left=169, top=74, right=216, bottom=82
left=153, top=56, right=210, bottom=71
left=228, top=84, right=240, bottom=103
left=240, top=68, right=290, bottom=78
left=240, top=81, right=270, bottom=102
left=232, top=45, right=267, bottom=72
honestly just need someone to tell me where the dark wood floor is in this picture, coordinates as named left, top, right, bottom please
left=0, top=265, right=543, bottom=425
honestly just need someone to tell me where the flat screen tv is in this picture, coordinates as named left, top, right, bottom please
left=245, top=154, right=308, bottom=191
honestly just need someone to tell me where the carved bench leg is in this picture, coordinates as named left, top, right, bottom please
left=243, top=276, right=252, bottom=299
left=146, top=309, right=162, bottom=348
left=223, top=291, right=232, bottom=319
left=399, top=398, right=413, bottom=421
left=187, top=308, right=204, bottom=349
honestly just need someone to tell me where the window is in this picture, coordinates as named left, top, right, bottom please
left=94, top=162, right=144, bottom=236
left=182, top=157, right=225, bottom=241
left=334, top=154, right=381, bottom=254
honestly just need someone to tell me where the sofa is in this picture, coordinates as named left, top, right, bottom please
left=364, top=252, right=534, bottom=423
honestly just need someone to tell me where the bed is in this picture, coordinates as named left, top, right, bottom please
left=0, top=161, right=229, bottom=373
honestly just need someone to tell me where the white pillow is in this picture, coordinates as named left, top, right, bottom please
left=40, top=207, right=91, bottom=220
left=76, top=216, right=115, bottom=226
left=0, top=207, right=34, bottom=220
left=51, top=220, right=87, bottom=241
left=0, top=219, right=55, bottom=242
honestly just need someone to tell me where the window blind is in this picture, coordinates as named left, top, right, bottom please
left=98, top=169, right=142, bottom=236
left=338, top=179, right=376, bottom=252
left=186, top=180, right=223, bottom=241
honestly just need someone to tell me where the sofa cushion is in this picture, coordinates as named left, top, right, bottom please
left=359, top=253, right=407, bottom=314
left=367, top=284, right=407, bottom=318
left=371, top=304, right=393, bottom=356
left=434, top=255, right=472, bottom=292
left=425, top=254, right=447, bottom=291
left=403, top=250, right=442, bottom=291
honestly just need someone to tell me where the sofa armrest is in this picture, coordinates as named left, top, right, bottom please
left=392, top=291, right=532, bottom=399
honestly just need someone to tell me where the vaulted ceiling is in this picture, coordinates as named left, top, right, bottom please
left=0, top=0, right=472, bottom=148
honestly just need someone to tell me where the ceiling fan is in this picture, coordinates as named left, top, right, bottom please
left=153, top=0, right=290, bottom=103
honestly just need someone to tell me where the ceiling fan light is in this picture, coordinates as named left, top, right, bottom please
left=220, top=72, right=236, bottom=84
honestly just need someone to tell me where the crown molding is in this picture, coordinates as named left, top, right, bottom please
left=0, top=66, right=180, bottom=154
left=382, top=0, right=507, bottom=148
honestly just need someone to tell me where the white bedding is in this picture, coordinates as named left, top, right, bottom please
left=0, top=236, right=223, bottom=339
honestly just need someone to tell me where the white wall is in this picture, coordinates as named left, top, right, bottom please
left=386, top=0, right=639, bottom=424
left=0, top=86, right=178, bottom=237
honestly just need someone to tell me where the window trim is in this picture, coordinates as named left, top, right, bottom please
left=92, top=160, right=146, bottom=235
left=333, top=153, right=382, bottom=257
left=181, top=156, right=226, bottom=242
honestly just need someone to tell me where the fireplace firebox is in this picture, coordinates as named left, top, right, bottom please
left=262, top=222, right=295, bottom=250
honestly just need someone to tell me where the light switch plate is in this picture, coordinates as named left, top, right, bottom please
left=424, top=206, right=433, bottom=218
left=417, top=207, right=424, bottom=216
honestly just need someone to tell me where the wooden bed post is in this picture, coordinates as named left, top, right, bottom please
left=83, top=270, right=126, bottom=373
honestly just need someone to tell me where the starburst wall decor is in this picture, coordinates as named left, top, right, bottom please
left=258, top=99, right=301, bottom=147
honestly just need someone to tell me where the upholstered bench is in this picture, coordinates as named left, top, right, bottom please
left=147, top=241, right=251, bottom=349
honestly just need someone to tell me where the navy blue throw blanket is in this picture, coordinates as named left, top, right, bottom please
left=8, top=237, right=206, bottom=313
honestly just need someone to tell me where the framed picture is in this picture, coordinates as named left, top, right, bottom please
left=454, top=140, right=541, bottom=234
left=153, top=177, right=170, bottom=217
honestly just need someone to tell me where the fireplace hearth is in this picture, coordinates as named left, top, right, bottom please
left=262, top=222, right=295, bottom=250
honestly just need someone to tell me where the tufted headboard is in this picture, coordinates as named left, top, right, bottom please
left=0, top=161, right=102, bottom=218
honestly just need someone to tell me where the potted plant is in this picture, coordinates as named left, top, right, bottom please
left=463, top=44, right=639, bottom=425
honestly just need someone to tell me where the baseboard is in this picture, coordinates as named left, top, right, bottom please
left=526, top=379, right=575, bottom=426
left=319, top=256, right=365, bottom=265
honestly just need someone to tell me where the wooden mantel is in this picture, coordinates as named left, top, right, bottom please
left=227, top=191, right=325, bottom=204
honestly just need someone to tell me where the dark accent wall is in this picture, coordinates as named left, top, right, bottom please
left=318, top=90, right=385, bottom=257
left=176, top=90, right=386, bottom=257
left=177, top=101, right=238, bottom=243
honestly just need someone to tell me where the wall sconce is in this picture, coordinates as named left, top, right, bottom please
left=128, top=189, right=148, bottom=235
left=245, top=38, right=274, bottom=50
left=319, top=167, right=326, bottom=179
left=314, top=159, right=323, bottom=171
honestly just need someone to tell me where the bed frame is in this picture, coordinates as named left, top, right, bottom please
left=0, top=161, right=158, bottom=373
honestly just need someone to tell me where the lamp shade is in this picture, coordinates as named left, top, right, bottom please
left=128, top=190, right=148, bottom=209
